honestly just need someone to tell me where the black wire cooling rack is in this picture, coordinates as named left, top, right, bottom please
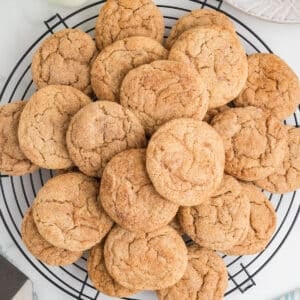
left=0, top=0, right=299, bottom=299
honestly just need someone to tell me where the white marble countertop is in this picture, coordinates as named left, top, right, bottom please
left=0, top=1, right=299, bottom=300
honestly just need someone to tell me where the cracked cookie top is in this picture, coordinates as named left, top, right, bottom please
left=95, top=0, right=164, bottom=50
left=18, top=85, right=91, bottom=170
left=87, top=241, right=139, bottom=298
left=104, top=225, right=188, bottom=290
left=179, top=175, right=250, bottom=251
left=234, top=53, right=300, bottom=120
left=255, top=126, right=300, bottom=193
left=91, top=36, right=167, bottom=102
left=0, top=101, right=38, bottom=176
left=31, top=29, right=97, bottom=95
left=22, top=208, right=82, bottom=266
left=32, top=172, right=113, bottom=252
left=66, top=101, right=146, bottom=177
left=211, top=106, right=288, bottom=181
left=146, top=119, right=225, bottom=206
left=168, top=25, right=248, bottom=109
left=166, top=9, right=235, bottom=49
left=100, top=149, right=178, bottom=232
left=120, top=60, right=209, bottom=136
left=157, top=244, right=228, bottom=300
left=225, top=183, right=276, bottom=255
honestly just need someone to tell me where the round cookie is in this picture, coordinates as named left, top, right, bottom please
left=157, top=244, right=228, bottom=300
left=91, top=36, right=167, bottom=102
left=0, top=101, right=38, bottom=176
left=120, top=60, right=209, bottom=135
left=32, top=29, right=97, bottom=95
left=18, top=85, right=91, bottom=170
left=255, top=126, right=300, bottom=193
left=178, top=175, right=250, bottom=251
left=211, top=106, right=288, bottom=181
left=22, top=208, right=82, bottom=266
left=100, top=149, right=178, bottom=232
left=87, top=241, right=138, bottom=297
left=169, top=25, right=248, bottom=109
left=234, top=53, right=300, bottom=120
left=104, top=225, right=188, bottom=290
left=166, top=9, right=235, bottom=49
left=95, top=0, right=164, bottom=50
left=66, top=101, right=146, bottom=177
left=225, top=183, right=277, bottom=255
left=203, top=105, right=230, bottom=123
left=32, top=172, right=113, bottom=252
left=146, top=119, right=225, bottom=206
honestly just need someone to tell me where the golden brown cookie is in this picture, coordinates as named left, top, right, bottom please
left=169, top=25, right=248, bottom=109
left=179, top=175, right=250, bottom=251
left=225, top=183, right=277, bottom=255
left=32, top=172, right=113, bottom=251
left=104, top=225, right=188, bottom=290
left=157, top=244, right=228, bottom=300
left=22, top=208, right=82, bottom=266
left=95, top=0, right=164, bottom=50
left=66, top=101, right=146, bottom=177
left=146, top=119, right=225, bottom=206
left=203, top=105, right=230, bottom=123
left=211, top=106, right=288, bottom=181
left=166, top=9, right=235, bottom=49
left=91, top=36, right=167, bottom=102
left=18, top=85, right=91, bottom=170
left=100, top=149, right=178, bottom=232
left=87, top=241, right=138, bottom=297
left=32, top=29, right=97, bottom=95
left=255, top=126, right=300, bottom=193
left=120, top=60, right=209, bottom=136
left=0, top=101, right=38, bottom=176
left=234, top=54, right=300, bottom=120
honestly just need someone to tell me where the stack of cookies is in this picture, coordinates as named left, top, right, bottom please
left=0, top=0, right=299, bottom=299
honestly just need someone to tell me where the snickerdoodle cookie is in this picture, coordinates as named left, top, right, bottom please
left=22, top=208, right=82, bottom=266
left=211, top=106, right=288, bottom=181
left=91, top=36, right=167, bottom=102
left=120, top=60, right=209, bottom=135
left=169, top=25, right=248, bottom=108
left=225, top=183, right=277, bottom=255
left=255, top=126, right=300, bottom=193
left=100, top=149, right=178, bottom=232
left=179, top=175, right=250, bottom=251
left=66, top=101, right=146, bottom=177
left=95, top=0, right=164, bottom=50
left=87, top=241, right=138, bottom=297
left=32, top=172, right=113, bottom=251
left=0, top=101, right=38, bottom=176
left=104, top=225, right=188, bottom=290
left=32, top=29, right=97, bottom=95
left=146, top=119, right=225, bottom=206
left=157, top=244, right=228, bottom=300
left=166, top=9, right=235, bottom=49
left=234, top=54, right=300, bottom=120
left=18, top=85, right=91, bottom=170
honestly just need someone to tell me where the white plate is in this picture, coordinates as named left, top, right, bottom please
left=225, top=0, right=300, bottom=23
